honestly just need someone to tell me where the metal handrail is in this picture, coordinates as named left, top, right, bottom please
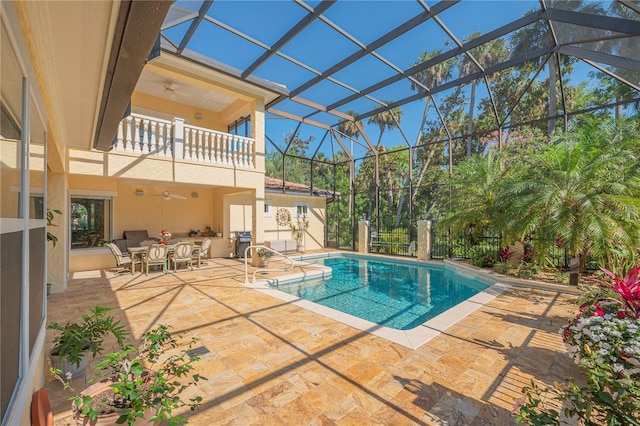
left=244, top=245, right=295, bottom=285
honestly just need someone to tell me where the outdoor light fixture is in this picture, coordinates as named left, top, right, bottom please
left=191, top=192, right=198, bottom=198
left=194, top=112, right=202, bottom=120
left=135, top=190, right=144, bottom=196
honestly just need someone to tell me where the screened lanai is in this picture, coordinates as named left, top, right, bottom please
left=161, top=0, right=640, bottom=253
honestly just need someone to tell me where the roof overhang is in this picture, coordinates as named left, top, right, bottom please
left=92, top=0, right=173, bottom=151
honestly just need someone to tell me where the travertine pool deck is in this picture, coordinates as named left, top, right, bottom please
left=46, top=254, right=580, bottom=425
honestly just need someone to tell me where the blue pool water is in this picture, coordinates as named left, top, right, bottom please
left=275, top=255, right=492, bottom=330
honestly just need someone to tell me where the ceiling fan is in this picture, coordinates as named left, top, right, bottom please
left=148, top=191, right=186, bottom=201
left=163, top=81, right=178, bottom=100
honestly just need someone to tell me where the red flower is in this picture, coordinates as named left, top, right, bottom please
left=599, top=266, right=640, bottom=318
left=618, top=311, right=628, bottom=319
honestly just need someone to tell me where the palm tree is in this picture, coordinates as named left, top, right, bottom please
left=499, top=119, right=640, bottom=284
left=411, top=50, right=453, bottom=138
left=408, top=50, right=454, bottom=216
left=459, top=34, right=508, bottom=156
left=436, top=148, right=509, bottom=235
left=367, top=103, right=402, bottom=149
left=366, top=104, right=403, bottom=221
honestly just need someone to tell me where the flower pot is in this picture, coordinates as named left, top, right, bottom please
left=260, top=258, right=270, bottom=267
left=297, top=244, right=305, bottom=253
left=216, top=232, right=222, bottom=238
left=73, top=377, right=157, bottom=426
left=50, top=352, right=90, bottom=379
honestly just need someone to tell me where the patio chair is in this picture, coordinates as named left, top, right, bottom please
left=106, top=242, right=133, bottom=275
left=192, top=238, right=211, bottom=267
left=170, top=242, right=193, bottom=272
left=143, top=244, right=169, bottom=275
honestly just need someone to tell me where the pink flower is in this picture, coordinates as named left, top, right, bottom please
left=599, top=266, right=640, bottom=318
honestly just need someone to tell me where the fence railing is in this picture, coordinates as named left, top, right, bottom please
left=431, top=230, right=599, bottom=270
left=112, top=113, right=255, bottom=169
left=370, top=226, right=416, bottom=257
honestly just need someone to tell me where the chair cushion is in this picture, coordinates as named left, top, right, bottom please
left=123, top=230, right=149, bottom=240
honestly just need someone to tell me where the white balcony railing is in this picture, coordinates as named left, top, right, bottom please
left=112, top=113, right=255, bottom=169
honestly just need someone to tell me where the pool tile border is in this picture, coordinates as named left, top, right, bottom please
left=246, top=252, right=511, bottom=350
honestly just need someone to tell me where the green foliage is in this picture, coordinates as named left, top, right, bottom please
left=493, top=262, right=510, bottom=275
left=55, top=325, right=206, bottom=426
left=290, top=217, right=309, bottom=244
left=468, top=245, right=495, bottom=268
left=257, top=248, right=274, bottom=259
left=516, top=266, right=640, bottom=425
left=47, top=208, right=62, bottom=247
left=517, top=262, right=540, bottom=279
left=48, top=305, right=127, bottom=368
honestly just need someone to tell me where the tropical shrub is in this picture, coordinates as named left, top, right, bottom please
left=516, top=266, right=640, bottom=425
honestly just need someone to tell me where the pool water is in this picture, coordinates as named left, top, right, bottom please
left=275, top=255, right=492, bottom=330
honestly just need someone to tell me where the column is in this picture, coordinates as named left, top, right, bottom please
left=172, top=117, right=185, bottom=160
left=358, top=220, right=369, bottom=254
left=417, top=220, right=432, bottom=260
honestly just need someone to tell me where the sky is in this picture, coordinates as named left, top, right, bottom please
left=164, top=1, right=636, bottom=160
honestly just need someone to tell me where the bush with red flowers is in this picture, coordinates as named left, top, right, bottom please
left=516, top=267, right=640, bottom=425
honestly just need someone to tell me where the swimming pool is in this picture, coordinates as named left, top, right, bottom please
left=251, top=252, right=507, bottom=349
left=275, top=255, right=492, bottom=330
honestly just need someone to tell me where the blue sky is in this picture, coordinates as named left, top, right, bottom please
left=165, top=1, right=636, bottom=160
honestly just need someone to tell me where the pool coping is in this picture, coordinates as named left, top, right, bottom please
left=245, top=251, right=512, bottom=350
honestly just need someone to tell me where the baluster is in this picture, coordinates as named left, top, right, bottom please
left=204, top=132, right=211, bottom=163
left=115, top=120, right=124, bottom=151
left=157, top=123, right=165, bottom=157
left=133, top=117, right=141, bottom=153
left=197, top=130, right=204, bottom=161
left=219, top=134, right=226, bottom=164
left=141, top=119, right=150, bottom=154
left=214, top=133, right=221, bottom=164
left=248, top=139, right=254, bottom=168
left=237, top=137, right=244, bottom=167
left=241, top=138, right=247, bottom=167
left=190, top=130, right=198, bottom=161
left=184, top=127, right=191, bottom=160
left=226, top=135, right=231, bottom=165
left=149, top=121, right=157, bottom=154
left=234, top=136, right=240, bottom=165
left=124, top=116, right=133, bottom=152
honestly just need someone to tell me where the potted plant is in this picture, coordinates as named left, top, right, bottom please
left=290, top=217, right=309, bottom=253
left=257, top=248, right=274, bottom=267
left=188, top=229, right=199, bottom=237
left=52, top=325, right=206, bottom=426
left=48, top=305, right=127, bottom=378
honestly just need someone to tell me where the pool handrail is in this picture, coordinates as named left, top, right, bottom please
left=243, top=245, right=295, bottom=285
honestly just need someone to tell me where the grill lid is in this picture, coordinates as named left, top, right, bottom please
left=236, top=231, right=252, bottom=242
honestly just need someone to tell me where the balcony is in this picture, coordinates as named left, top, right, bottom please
left=112, top=113, right=255, bottom=169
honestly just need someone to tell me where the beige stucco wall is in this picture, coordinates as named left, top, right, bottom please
left=263, top=192, right=326, bottom=251
left=47, top=172, right=68, bottom=292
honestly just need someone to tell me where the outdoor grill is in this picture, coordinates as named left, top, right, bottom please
left=235, top=231, right=252, bottom=258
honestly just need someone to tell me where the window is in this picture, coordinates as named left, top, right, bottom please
left=264, top=200, right=272, bottom=217
left=294, top=202, right=309, bottom=218
left=70, top=197, right=111, bottom=249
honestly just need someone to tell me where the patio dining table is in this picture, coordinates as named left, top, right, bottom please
left=128, top=241, right=200, bottom=273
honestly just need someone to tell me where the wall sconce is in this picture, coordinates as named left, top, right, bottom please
left=194, top=112, right=202, bottom=120
left=135, top=190, right=144, bottom=196
left=191, top=192, right=198, bottom=198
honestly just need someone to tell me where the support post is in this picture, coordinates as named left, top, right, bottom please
left=417, top=220, right=432, bottom=260
left=172, top=117, right=185, bottom=159
left=358, top=220, right=370, bottom=254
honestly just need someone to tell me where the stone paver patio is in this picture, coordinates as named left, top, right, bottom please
left=46, top=254, right=580, bottom=425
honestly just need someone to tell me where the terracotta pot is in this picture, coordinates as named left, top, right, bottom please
left=73, top=378, right=157, bottom=426
left=49, top=352, right=89, bottom=379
